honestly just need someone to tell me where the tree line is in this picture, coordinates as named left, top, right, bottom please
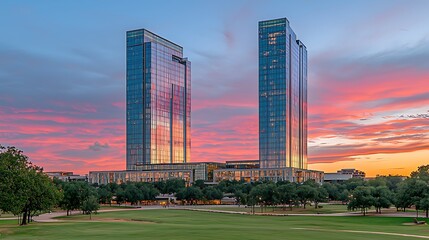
left=2, top=145, right=429, bottom=225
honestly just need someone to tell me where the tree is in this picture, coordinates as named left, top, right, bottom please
left=343, top=178, right=366, bottom=191
left=124, top=183, right=143, bottom=205
left=203, top=187, right=223, bottom=201
left=60, top=182, right=80, bottom=215
left=249, top=184, right=265, bottom=212
left=137, top=183, right=160, bottom=201
left=338, top=189, right=350, bottom=204
left=0, top=146, right=60, bottom=225
left=395, top=181, right=413, bottom=211
left=296, top=185, right=316, bottom=209
left=314, top=186, right=329, bottom=209
left=194, top=180, right=206, bottom=189
left=378, top=175, right=404, bottom=192
left=411, top=165, right=429, bottom=183
left=372, top=186, right=393, bottom=213
left=176, top=187, right=203, bottom=205
left=233, top=190, right=247, bottom=206
left=277, top=183, right=297, bottom=210
left=115, top=187, right=126, bottom=205
left=348, top=186, right=374, bottom=216
left=81, top=195, right=100, bottom=220
left=408, top=179, right=427, bottom=217
left=164, top=179, right=186, bottom=194
left=60, top=181, right=96, bottom=215
left=419, top=194, right=429, bottom=218
left=97, top=186, right=113, bottom=205
left=395, top=178, right=427, bottom=216
left=322, top=182, right=340, bottom=201
left=367, top=178, right=387, bottom=188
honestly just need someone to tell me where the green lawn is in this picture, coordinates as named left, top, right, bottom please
left=1, top=209, right=428, bottom=240
left=0, top=213, right=16, bottom=218
left=193, top=204, right=351, bottom=214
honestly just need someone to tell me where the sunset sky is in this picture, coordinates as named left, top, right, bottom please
left=1, top=0, right=428, bottom=177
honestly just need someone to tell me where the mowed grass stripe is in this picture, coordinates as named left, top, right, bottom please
left=0, top=209, right=428, bottom=240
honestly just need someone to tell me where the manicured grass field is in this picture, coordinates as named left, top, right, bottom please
left=1, top=209, right=428, bottom=240
left=192, top=204, right=351, bottom=214
left=0, top=213, right=16, bottom=218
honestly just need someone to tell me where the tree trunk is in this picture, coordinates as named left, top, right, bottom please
left=21, top=210, right=28, bottom=225
left=426, top=209, right=428, bottom=218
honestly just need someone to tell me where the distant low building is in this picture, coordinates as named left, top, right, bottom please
left=336, top=168, right=366, bottom=178
left=46, top=171, right=88, bottom=182
left=89, top=162, right=225, bottom=185
left=214, top=167, right=324, bottom=184
left=324, top=168, right=366, bottom=183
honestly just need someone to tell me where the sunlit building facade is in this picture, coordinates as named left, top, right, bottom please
left=259, top=18, right=307, bottom=169
left=89, top=162, right=225, bottom=185
left=213, top=168, right=323, bottom=184
left=126, top=29, right=191, bottom=169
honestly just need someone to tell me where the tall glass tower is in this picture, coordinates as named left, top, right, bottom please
left=126, top=29, right=191, bottom=170
left=259, top=18, right=307, bottom=169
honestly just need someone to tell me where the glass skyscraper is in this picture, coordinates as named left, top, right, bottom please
left=126, top=29, right=191, bottom=170
left=259, top=18, right=307, bottom=169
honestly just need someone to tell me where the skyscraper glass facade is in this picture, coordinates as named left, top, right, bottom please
left=259, top=18, right=307, bottom=169
left=126, top=29, right=191, bottom=170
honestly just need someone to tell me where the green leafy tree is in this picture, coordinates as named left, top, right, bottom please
left=203, top=186, right=223, bottom=201
left=249, top=184, right=265, bottom=212
left=176, top=186, right=203, bottom=205
left=395, top=180, right=413, bottom=211
left=61, top=182, right=80, bottom=215
left=411, top=165, right=429, bottom=183
left=233, top=190, right=247, bottom=206
left=344, top=178, right=366, bottom=191
left=137, top=183, right=160, bottom=201
left=314, top=186, right=329, bottom=209
left=372, top=186, right=393, bottom=213
left=0, top=146, right=60, bottom=225
left=60, top=181, right=97, bottom=215
left=115, top=187, right=126, bottom=205
left=296, top=185, right=316, bottom=209
left=419, top=194, right=429, bottom=218
left=338, top=189, right=350, bottom=204
left=322, top=182, right=340, bottom=201
left=378, top=175, right=404, bottom=192
left=154, top=181, right=166, bottom=193
left=81, top=195, right=100, bottom=220
left=124, top=183, right=143, bottom=205
left=367, top=178, right=387, bottom=188
left=164, top=179, right=186, bottom=194
left=277, top=183, right=297, bottom=210
left=348, top=186, right=375, bottom=216
left=97, top=186, right=113, bottom=205
left=193, top=180, right=206, bottom=189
